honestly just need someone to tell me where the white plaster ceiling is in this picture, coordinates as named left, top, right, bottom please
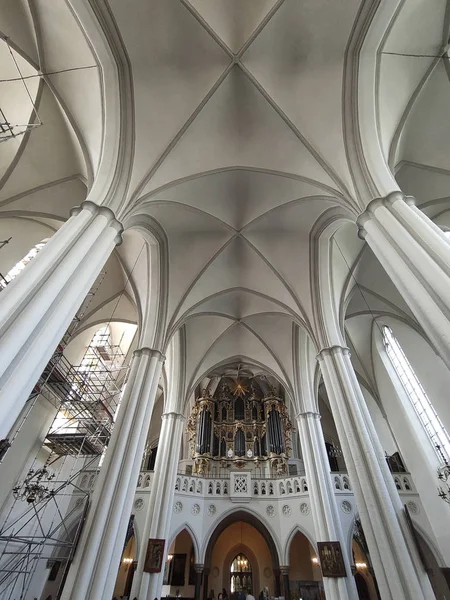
left=0, top=0, right=102, bottom=199
left=108, top=0, right=362, bottom=203
left=377, top=0, right=450, bottom=192
left=108, top=0, right=372, bottom=374
left=1, top=0, right=449, bottom=386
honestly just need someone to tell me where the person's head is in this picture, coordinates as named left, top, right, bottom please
left=218, top=593, right=223, bottom=600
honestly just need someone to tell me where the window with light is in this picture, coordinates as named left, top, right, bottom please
left=0, top=239, right=48, bottom=288
left=383, top=325, right=450, bottom=462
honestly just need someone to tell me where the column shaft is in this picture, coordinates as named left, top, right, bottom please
left=131, top=411, right=185, bottom=600
left=296, top=412, right=358, bottom=600
left=0, top=201, right=122, bottom=439
left=61, top=348, right=164, bottom=600
left=318, top=345, right=433, bottom=600
left=194, top=564, right=204, bottom=600
left=358, top=192, right=450, bottom=370
left=203, top=570, right=209, bottom=600
left=280, top=567, right=290, bottom=600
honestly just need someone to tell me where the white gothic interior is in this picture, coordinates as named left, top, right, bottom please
left=1, top=1, right=450, bottom=600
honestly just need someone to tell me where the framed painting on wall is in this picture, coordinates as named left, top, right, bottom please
left=317, top=541, right=346, bottom=578
left=144, top=538, right=165, bottom=573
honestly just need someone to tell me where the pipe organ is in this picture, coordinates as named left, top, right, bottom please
left=186, top=376, right=292, bottom=475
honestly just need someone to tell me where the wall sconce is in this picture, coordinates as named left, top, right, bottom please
left=122, top=557, right=133, bottom=571
left=168, top=554, right=174, bottom=561
left=311, top=557, right=319, bottom=565
left=355, top=562, right=367, bottom=569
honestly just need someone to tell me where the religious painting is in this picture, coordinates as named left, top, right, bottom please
left=317, top=541, right=346, bottom=578
left=144, top=538, right=165, bottom=573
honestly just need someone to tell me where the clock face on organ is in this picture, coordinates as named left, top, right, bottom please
left=247, top=449, right=253, bottom=458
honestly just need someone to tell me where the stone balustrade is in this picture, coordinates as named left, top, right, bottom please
left=76, top=469, right=416, bottom=497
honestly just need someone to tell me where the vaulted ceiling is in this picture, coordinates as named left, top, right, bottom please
left=0, top=0, right=449, bottom=389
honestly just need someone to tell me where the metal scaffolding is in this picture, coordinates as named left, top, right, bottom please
left=0, top=276, right=130, bottom=599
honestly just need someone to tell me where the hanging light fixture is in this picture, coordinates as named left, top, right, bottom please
left=13, top=465, right=55, bottom=504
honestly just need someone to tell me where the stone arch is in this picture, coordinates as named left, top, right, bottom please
left=169, top=523, right=201, bottom=564
left=310, top=208, right=359, bottom=348
left=185, top=354, right=292, bottom=412
left=202, top=508, right=281, bottom=570
left=284, top=525, right=317, bottom=566
left=121, top=213, right=169, bottom=351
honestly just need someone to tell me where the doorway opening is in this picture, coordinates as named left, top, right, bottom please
left=204, top=511, right=280, bottom=600
left=287, top=530, right=324, bottom=600
left=162, top=528, right=197, bottom=599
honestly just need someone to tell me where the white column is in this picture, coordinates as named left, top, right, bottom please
left=318, top=345, right=433, bottom=600
left=131, top=411, right=185, bottom=600
left=357, top=191, right=450, bottom=370
left=60, top=347, right=164, bottom=600
left=296, top=411, right=358, bottom=600
left=0, top=201, right=123, bottom=439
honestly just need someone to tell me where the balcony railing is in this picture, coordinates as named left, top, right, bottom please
left=77, top=469, right=416, bottom=498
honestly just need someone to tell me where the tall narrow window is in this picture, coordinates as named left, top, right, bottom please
left=0, top=239, right=48, bottom=288
left=383, top=326, right=450, bottom=461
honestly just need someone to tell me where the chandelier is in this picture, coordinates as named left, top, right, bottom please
left=13, top=466, right=56, bottom=504
left=436, top=445, right=450, bottom=504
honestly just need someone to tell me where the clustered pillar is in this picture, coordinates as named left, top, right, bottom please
left=357, top=191, right=450, bottom=370
left=131, top=411, right=185, bottom=600
left=296, top=410, right=358, bottom=600
left=318, top=345, right=433, bottom=600
left=61, top=348, right=164, bottom=600
left=0, top=201, right=123, bottom=440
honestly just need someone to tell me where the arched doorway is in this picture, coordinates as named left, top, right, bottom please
left=204, top=511, right=280, bottom=600
left=288, top=531, right=324, bottom=600
left=162, top=528, right=197, bottom=598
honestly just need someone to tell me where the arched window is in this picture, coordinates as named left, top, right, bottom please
left=0, top=239, right=48, bottom=288
left=230, top=553, right=252, bottom=594
left=383, top=326, right=450, bottom=461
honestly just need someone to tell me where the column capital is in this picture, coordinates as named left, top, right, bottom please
left=162, top=411, right=185, bottom=421
left=280, top=565, right=290, bottom=575
left=194, top=564, right=204, bottom=573
left=70, top=200, right=124, bottom=244
left=133, top=347, right=166, bottom=362
left=296, top=411, right=321, bottom=420
left=356, top=192, right=416, bottom=238
left=316, top=345, right=350, bottom=361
